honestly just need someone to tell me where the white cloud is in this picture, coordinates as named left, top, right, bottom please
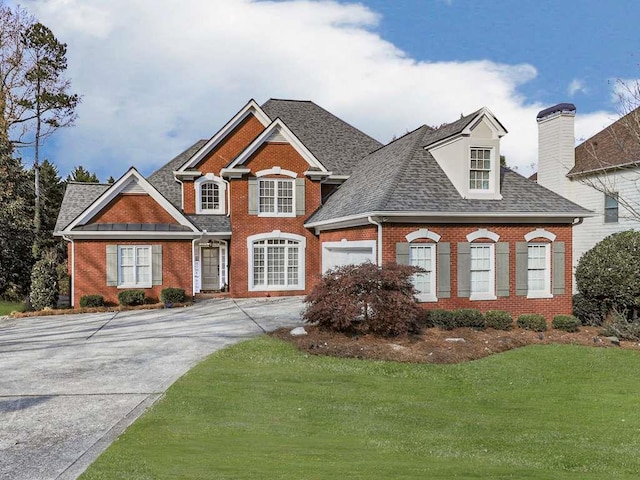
left=22, top=0, right=617, bottom=179
left=568, top=78, right=588, bottom=97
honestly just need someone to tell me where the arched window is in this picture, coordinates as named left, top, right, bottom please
left=247, top=232, right=306, bottom=291
left=195, top=174, right=226, bottom=214
left=201, top=182, right=220, bottom=210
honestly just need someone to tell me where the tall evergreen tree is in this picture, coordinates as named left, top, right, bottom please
left=32, top=159, right=65, bottom=258
left=66, top=165, right=100, bottom=183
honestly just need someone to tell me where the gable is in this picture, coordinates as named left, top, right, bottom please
left=90, top=193, right=179, bottom=225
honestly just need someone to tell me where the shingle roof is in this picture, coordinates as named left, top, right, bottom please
left=569, top=107, right=640, bottom=176
left=72, top=223, right=192, bottom=232
left=186, top=215, right=231, bottom=233
left=54, top=182, right=110, bottom=232
left=147, top=139, right=208, bottom=206
left=420, top=109, right=481, bottom=147
left=261, top=99, right=382, bottom=175
left=308, top=124, right=591, bottom=224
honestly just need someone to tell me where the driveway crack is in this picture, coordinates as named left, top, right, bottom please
left=86, top=311, right=119, bottom=340
left=232, top=300, right=266, bottom=333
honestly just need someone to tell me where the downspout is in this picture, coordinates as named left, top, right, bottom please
left=192, top=230, right=207, bottom=297
left=367, top=216, right=383, bottom=266
left=222, top=178, right=231, bottom=216
left=62, top=235, right=74, bottom=308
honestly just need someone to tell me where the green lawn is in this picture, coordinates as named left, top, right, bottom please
left=0, top=300, right=23, bottom=316
left=81, top=338, right=640, bottom=479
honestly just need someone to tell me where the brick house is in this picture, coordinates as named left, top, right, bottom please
left=55, top=98, right=591, bottom=318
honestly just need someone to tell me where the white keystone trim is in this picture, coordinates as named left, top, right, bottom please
left=524, top=228, right=557, bottom=242
left=406, top=229, right=441, bottom=243
left=256, top=167, right=297, bottom=178
left=466, top=228, right=500, bottom=243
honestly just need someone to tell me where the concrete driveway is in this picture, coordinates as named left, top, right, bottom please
left=0, top=297, right=304, bottom=480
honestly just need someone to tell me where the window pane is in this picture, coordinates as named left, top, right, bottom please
left=253, top=246, right=264, bottom=286
left=527, top=244, right=548, bottom=293
left=277, top=180, right=293, bottom=213
left=259, top=180, right=275, bottom=213
left=410, top=245, right=433, bottom=295
left=287, top=247, right=299, bottom=285
left=201, top=183, right=219, bottom=210
left=605, top=193, right=618, bottom=223
left=470, top=245, right=491, bottom=294
left=267, top=246, right=285, bottom=285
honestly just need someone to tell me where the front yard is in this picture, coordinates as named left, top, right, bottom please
left=0, top=300, right=23, bottom=316
left=81, top=336, right=640, bottom=479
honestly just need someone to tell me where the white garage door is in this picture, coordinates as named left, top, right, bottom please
left=322, top=240, right=376, bottom=273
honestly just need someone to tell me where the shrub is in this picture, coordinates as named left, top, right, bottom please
left=29, top=252, right=59, bottom=311
left=517, top=314, right=547, bottom=332
left=485, top=310, right=513, bottom=330
left=79, top=294, right=105, bottom=308
left=160, top=287, right=186, bottom=304
left=552, top=314, right=580, bottom=332
left=602, top=309, right=640, bottom=341
left=575, top=231, right=640, bottom=317
left=429, top=309, right=457, bottom=330
left=118, top=289, right=145, bottom=306
left=573, top=293, right=607, bottom=326
left=453, top=309, right=486, bottom=329
left=303, top=262, right=422, bottom=337
left=57, top=262, right=70, bottom=296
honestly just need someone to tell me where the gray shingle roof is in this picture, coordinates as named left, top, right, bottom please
left=147, top=140, right=208, bottom=206
left=54, top=182, right=110, bottom=232
left=261, top=99, right=382, bottom=175
left=72, top=223, right=192, bottom=232
left=307, top=124, right=591, bottom=224
left=186, top=215, right=231, bottom=233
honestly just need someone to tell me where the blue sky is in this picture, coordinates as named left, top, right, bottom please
left=13, top=0, right=639, bottom=180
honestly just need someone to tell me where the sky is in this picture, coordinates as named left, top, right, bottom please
left=10, top=0, right=640, bottom=181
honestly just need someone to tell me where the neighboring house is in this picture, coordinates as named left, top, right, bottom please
left=55, top=98, right=590, bottom=319
left=536, top=103, right=640, bottom=286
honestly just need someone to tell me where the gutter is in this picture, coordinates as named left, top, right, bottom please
left=367, top=216, right=383, bottom=266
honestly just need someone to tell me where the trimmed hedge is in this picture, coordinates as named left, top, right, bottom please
left=453, top=309, right=486, bottom=329
left=517, top=314, right=548, bottom=332
left=118, top=289, right=145, bottom=307
left=552, top=314, right=580, bottom=332
left=79, top=294, right=105, bottom=308
left=485, top=310, right=514, bottom=330
left=429, top=310, right=456, bottom=330
left=161, top=287, right=186, bottom=304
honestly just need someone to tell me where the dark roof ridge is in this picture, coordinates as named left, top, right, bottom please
left=366, top=124, right=430, bottom=157
left=264, top=98, right=313, bottom=103
left=66, top=181, right=111, bottom=186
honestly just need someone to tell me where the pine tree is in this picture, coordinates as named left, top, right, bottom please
left=66, top=165, right=100, bottom=183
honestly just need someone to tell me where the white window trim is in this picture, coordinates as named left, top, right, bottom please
left=526, top=243, right=553, bottom=299
left=468, top=147, right=493, bottom=192
left=117, top=245, right=152, bottom=289
left=247, top=231, right=306, bottom=292
left=195, top=174, right=226, bottom=214
left=256, top=167, right=297, bottom=178
left=257, top=178, right=296, bottom=218
left=410, top=243, right=437, bottom=303
left=469, top=243, right=496, bottom=301
left=406, top=229, right=441, bottom=243
left=524, top=228, right=556, bottom=242
left=466, top=228, right=500, bottom=243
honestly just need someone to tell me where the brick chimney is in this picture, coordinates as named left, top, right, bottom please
left=536, top=103, right=576, bottom=195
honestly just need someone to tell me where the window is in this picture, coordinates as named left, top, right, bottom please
left=604, top=192, right=619, bottom=223
left=259, top=179, right=294, bottom=215
left=527, top=244, right=551, bottom=297
left=470, top=244, right=494, bottom=297
left=469, top=148, right=491, bottom=190
left=118, top=246, right=151, bottom=288
left=200, top=182, right=220, bottom=211
left=410, top=244, right=436, bottom=300
left=252, top=238, right=302, bottom=289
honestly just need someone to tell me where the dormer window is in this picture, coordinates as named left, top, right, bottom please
left=195, top=174, right=226, bottom=214
left=469, top=148, right=491, bottom=190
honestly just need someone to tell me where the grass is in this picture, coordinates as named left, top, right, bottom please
left=0, top=300, right=23, bottom=316
left=81, top=338, right=640, bottom=479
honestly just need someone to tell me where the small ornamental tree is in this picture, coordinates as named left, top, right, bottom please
left=575, top=231, right=640, bottom=318
left=29, top=250, right=58, bottom=310
left=303, top=262, right=422, bottom=337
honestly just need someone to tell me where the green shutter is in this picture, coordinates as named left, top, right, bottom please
left=152, top=245, right=162, bottom=286
left=396, top=242, right=410, bottom=265
left=496, top=242, right=510, bottom=297
left=248, top=177, right=258, bottom=215
left=437, top=242, right=451, bottom=298
left=106, top=245, right=118, bottom=286
left=295, top=178, right=305, bottom=216
left=515, top=242, right=528, bottom=296
left=457, top=242, right=471, bottom=298
left=552, top=241, right=565, bottom=295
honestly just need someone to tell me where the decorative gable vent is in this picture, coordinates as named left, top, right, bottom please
left=121, top=178, right=146, bottom=194
left=266, top=127, right=288, bottom=143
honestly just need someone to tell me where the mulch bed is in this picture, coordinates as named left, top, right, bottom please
left=270, top=325, right=640, bottom=364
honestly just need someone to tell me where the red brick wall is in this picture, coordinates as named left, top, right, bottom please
left=228, top=143, right=322, bottom=297
left=183, top=115, right=266, bottom=214
left=90, top=194, right=178, bottom=224
left=72, top=239, right=193, bottom=307
left=381, top=223, right=573, bottom=320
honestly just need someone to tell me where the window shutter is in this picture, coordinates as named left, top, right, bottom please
left=437, top=242, right=451, bottom=298
left=552, top=241, right=565, bottom=295
left=496, top=242, right=510, bottom=297
left=248, top=178, right=258, bottom=214
left=152, top=245, right=163, bottom=286
left=395, top=242, right=410, bottom=265
left=515, top=242, right=528, bottom=296
left=295, top=178, right=305, bottom=216
left=106, top=245, right=118, bottom=286
left=457, top=242, right=471, bottom=298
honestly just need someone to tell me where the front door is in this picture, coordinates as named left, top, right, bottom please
left=201, top=247, right=220, bottom=290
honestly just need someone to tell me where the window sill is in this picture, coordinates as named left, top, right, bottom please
left=250, top=284, right=304, bottom=292
left=469, top=293, right=497, bottom=301
left=196, top=209, right=225, bottom=215
left=416, top=294, right=437, bottom=303
left=257, top=213, right=296, bottom=218
left=527, top=292, right=553, bottom=299
left=117, top=284, right=152, bottom=289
